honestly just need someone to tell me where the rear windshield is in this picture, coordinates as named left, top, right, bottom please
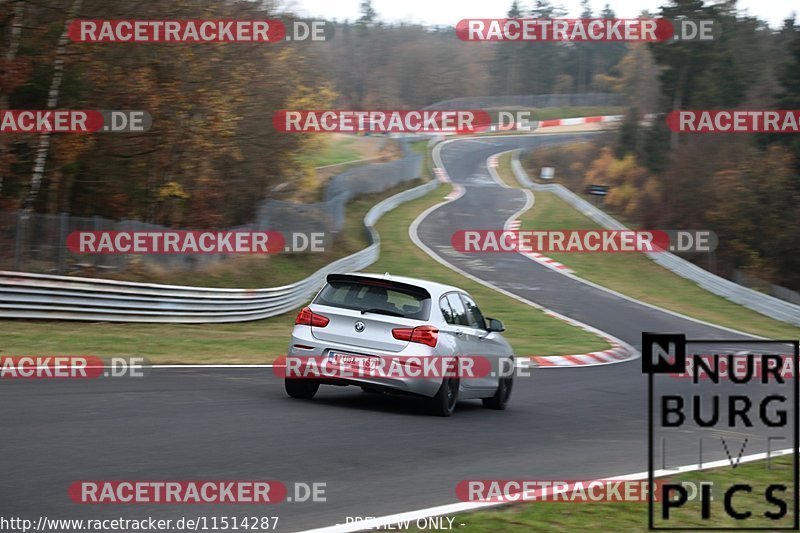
left=314, top=280, right=431, bottom=320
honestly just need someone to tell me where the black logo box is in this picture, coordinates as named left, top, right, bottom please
left=643, top=332, right=800, bottom=530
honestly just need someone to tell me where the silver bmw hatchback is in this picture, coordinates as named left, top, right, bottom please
left=285, top=272, right=514, bottom=416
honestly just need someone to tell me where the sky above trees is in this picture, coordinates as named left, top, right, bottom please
left=291, top=0, right=797, bottom=28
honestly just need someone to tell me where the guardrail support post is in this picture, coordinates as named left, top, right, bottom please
left=14, top=210, right=24, bottom=271
left=58, top=212, right=68, bottom=274
left=92, top=215, right=100, bottom=268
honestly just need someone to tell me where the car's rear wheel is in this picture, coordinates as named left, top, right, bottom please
left=285, top=378, right=320, bottom=399
left=483, top=374, right=513, bottom=410
left=427, top=376, right=459, bottom=417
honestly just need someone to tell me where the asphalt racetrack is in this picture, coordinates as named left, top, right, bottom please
left=1, top=134, right=794, bottom=532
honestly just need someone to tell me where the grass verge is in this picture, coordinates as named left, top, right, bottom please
left=454, top=456, right=794, bottom=531
left=497, top=164, right=799, bottom=339
left=297, top=134, right=368, bottom=168
left=0, top=184, right=609, bottom=362
left=410, top=139, right=434, bottom=180
left=494, top=152, right=519, bottom=188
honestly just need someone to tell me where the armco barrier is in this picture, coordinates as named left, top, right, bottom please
left=424, top=93, right=622, bottom=110
left=511, top=151, right=800, bottom=326
left=0, top=179, right=440, bottom=323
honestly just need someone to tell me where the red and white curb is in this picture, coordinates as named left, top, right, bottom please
left=535, top=114, right=654, bottom=128
left=487, top=114, right=624, bottom=132
left=505, top=219, right=573, bottom=273
left=434, top=167, right=464, bottom=200
left=486, top=155, right=573, bottom=274
left=531, top=345, right=631, bottom=367
left=527, top=307, right=633, bottom=368
left=524, top=251, right=572, bottom=272
left=537, top=114, right=622, bottom=128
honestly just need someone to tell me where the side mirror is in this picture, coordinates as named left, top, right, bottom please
left=485, top=317, right=505, bottom=332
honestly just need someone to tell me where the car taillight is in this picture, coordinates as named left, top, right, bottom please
left=392, top=325, right=438, bottom=347
left=295, top=307, right=330, bottom=327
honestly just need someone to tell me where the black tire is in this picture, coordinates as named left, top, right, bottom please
left=426, top=376, right=460, bottom=417
left=285, top=378, right=319, bottom=399
left=483, top=374, right=513, bottom=410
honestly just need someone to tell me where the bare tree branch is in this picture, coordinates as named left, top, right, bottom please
left=0, top=0, right=25, bottom=198
left=22, top=0, right=81, bottom=212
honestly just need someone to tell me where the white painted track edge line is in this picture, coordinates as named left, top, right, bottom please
left=297, top=448, right=797, bottom=533
left=151, top=364, right=277, bottom=368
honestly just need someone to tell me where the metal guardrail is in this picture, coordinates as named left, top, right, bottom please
left=511, top=151, right=800, bottom=327
left=424, top=93, right=623, bottom=110
left=0, top=179, right=440, bottom=323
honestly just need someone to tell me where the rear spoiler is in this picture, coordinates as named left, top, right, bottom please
left=326, top=274, right=431, bottom=299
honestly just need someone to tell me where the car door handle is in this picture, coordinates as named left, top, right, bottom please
left=453, top=330, right=464, bottom=336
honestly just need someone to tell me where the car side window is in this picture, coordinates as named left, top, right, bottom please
left=439, top=296, right=455, bottom=324
left=445, top=293, right=469, bottom=326
left=460, top=294, right=486, bottom=330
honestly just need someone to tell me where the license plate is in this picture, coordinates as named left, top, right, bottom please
left=328, top=351, right=379, bottom=370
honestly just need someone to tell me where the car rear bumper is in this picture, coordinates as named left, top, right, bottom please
left=287, top=330, right=445, bottom=398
